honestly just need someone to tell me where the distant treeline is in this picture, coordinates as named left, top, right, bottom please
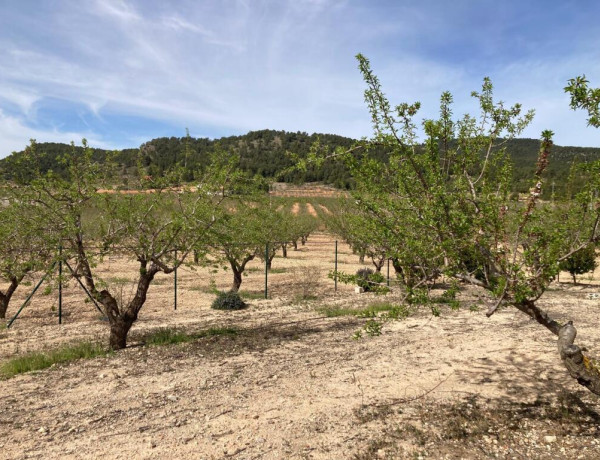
left=1, top=129, right=599, bottom=197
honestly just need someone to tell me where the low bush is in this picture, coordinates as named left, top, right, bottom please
left=211, top=291, right=247, bottom=310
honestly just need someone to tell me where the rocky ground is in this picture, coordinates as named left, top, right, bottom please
left=1, top=233, right=599, bottom=459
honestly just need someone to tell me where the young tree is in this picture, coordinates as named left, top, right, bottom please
left=210, top=204, right=268, bottom=292
left=0, top=199, right=55, bottom=319
left=558, top=245, right=598, bottom=284
left=325, top=200, right=388, bottom=271
left=210, top=200, right=301, bottom=291
left=21, top=140, right=236, bottom=349
left=307, top=56, right=600, bottom=395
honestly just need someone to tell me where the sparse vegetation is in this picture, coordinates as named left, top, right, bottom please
left=143, top=326, right=237, bottom=346
left=0, top=342, right=111, bottom=379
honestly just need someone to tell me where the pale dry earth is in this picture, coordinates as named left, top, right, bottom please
left=1, top=233, right=600, bottom=459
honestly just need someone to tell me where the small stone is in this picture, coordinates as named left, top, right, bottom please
left=38, top=427, right=48, bottom=434
left=354, top=286, right=364, bottom=294
left=544, top=435, right=557, bottom=443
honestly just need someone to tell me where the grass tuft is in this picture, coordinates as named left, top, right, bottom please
left=144, top=326, right=237, bottom=346
left=1, top=327, right=238, bottom=380
left=318, top=301, right=410, bottom=319
left=0, top=342, right=111, bottom=379
left=238, top=290, right=265, bottom=300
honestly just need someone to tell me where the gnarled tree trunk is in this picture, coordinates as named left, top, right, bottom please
left=78, top=244, right=160, bottom=350
left=514, top=299, right=600, bottom=396
left=228, top=254, right=254, bottom=292
left=558, top=322, right=600, bottom=395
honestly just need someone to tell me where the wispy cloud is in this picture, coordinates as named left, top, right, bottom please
left=0, top=0, right=598, bottom=158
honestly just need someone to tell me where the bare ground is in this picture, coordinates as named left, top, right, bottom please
left=1, top=233, right=600, bottom=459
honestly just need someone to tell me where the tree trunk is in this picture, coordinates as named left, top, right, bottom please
left=293, top=240, right=298, bottom=251
left=391, top=258, right=403, bottom=275
left=232, top=269, right=242, bottom=292
left=109, top=316, right=135, bottom=350
left=228, top=254, right=253, bottom=293
left=301, top=236, right=306, bottom=246
left=514, top=299, right=600, bottom=396
left=0, top=276, right=21, bottom=319
left=97, top=262, right=157, bottom=350
left=359, top=252, right=365, bottom=264
left=281, top=244, right=288, bottom=258
left=558, top=322, right=600, bottom=396
left=0, top=294, right=8, bottom=320
left=372, top=256, right=385, bottom=272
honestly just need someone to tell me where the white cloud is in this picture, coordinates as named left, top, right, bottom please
left=0, top=109, right=115, bottom=155
left=93, top=0, right=141, bottom=23
left=0, top=0, right=599, bottom=158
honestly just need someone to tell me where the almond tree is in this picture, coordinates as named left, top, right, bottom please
left=210, top=201, right=293, bottom=291
left=317, top=56, right=600, bottom=395
left=21, top=140, right=237, bottom=349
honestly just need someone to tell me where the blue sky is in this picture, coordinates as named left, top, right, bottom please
left=0, top=0, right=599, bottom=157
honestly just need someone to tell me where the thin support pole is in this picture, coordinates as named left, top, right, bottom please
left=174, top=250, right=178, bottom=311
left=63, top=261, right=104, bottom=316
left=7, top=262, right=56, bottom=329
left=387, top=258, right=390, bottom=287
left=58, top=245, right=63, bottom=325
left=334, top=240, right=338, bottom=292
left=264, top=243, right=268, bottom=299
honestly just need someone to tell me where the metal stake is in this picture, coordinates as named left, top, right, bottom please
left=58, top=245, right=63, bottom=324
left=174, top=250, right=178, bottom=311
left=387, top=258, right=390, bottom=287
left=334, top=240, right=338, bottom=292
left=264, top=243, right=268, bottom=299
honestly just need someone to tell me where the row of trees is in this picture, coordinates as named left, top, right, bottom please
left=310, top=57, right=600, bottom=396
left=0, top=146, right=318, bottom=349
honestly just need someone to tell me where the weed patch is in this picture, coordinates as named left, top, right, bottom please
left=239, top=290, right=265, bottom=300
left=0, top=342, right=111, bottom=379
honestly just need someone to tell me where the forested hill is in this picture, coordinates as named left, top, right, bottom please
left=1, top=129, right=599, bottom=195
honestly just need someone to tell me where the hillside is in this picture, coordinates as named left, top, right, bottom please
left=1, top=130, right=599, bottom=197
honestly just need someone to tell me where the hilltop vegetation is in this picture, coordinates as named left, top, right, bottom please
left=1, top=129, right=600, bottom=197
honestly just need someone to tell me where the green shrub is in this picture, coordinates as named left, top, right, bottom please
left=211, top=291, right=247, bottom=310
left=356, top=268, right=386, bottom=292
